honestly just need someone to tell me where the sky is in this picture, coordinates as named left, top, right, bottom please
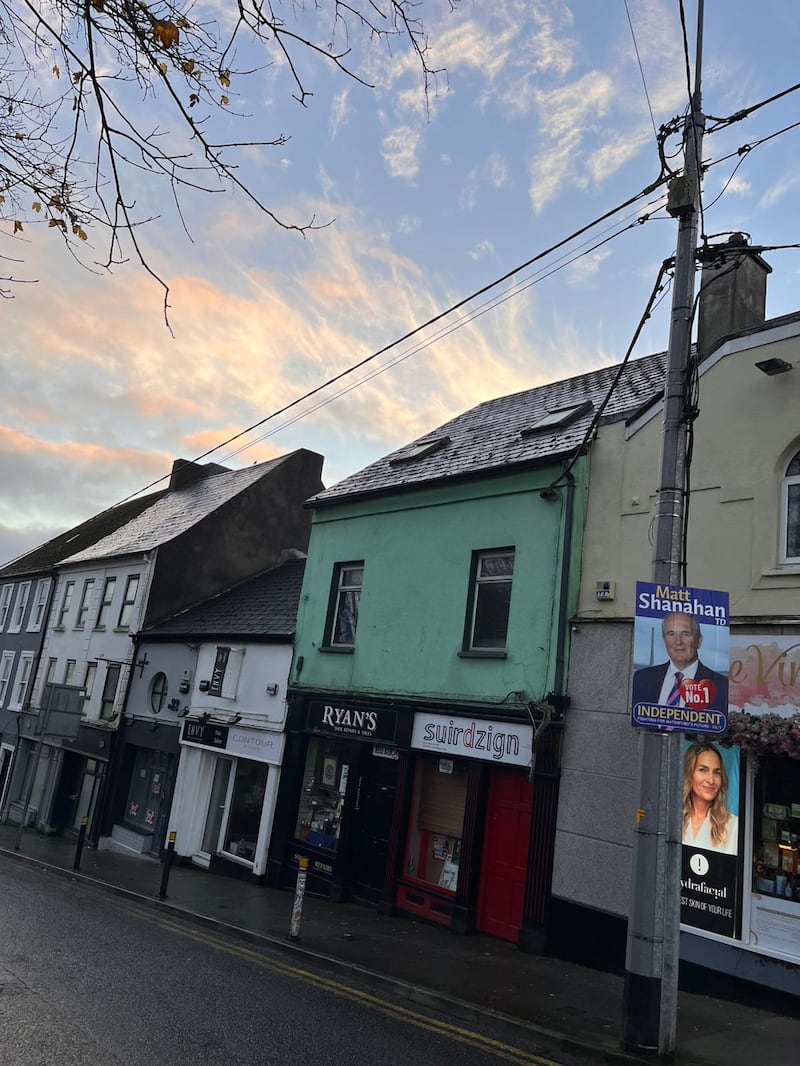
left=2, top=0, right=800, bottom=565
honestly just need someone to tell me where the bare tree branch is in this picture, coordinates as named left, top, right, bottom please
left=0, top=0, right=452, bottom=314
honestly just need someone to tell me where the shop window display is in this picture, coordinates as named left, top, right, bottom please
left=752, top=756, right=800, bottom=902
left=404, top=757, right=468, bottom=893
left=295, top=737, right=350, bottom=851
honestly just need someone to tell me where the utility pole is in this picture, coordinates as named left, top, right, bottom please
left=622, top=1, right=705, bottom=1057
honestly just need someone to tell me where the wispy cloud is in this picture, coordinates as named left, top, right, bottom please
left=329, top=88, right=351, bottom=139
left=381, top=126, right=422, bottom=179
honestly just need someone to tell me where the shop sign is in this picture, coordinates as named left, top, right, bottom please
left=226, top=727, right=284, bottom=765
left=208, top=646, right=230, bottom=697
left=411, top=713, right=533, bottom=767
left=631, top=581, right=729, bottom=733
left=307, top=701, right=397, bottom=743
left=729, top=634, right=800, bottom=716
left=181, top=720, right=229, bottom=749
left=680, top=739, right=743, bottom=939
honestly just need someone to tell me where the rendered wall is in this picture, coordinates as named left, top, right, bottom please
left=293, top=464, right=586, bottom=706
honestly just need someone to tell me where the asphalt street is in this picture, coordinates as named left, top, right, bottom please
left=0, top=860, right=601, bottom=1066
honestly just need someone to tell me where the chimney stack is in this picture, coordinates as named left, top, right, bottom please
left=696, top=233, right=771, bottom=362
left=168, top=458, right=230, bottom=490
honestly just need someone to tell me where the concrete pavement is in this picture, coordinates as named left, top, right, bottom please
left=0, top=824, right=797, bottom=1066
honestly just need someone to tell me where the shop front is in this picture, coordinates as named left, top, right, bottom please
left=169, top=718, right=284, bottom=879
left=269, top=697, right=404, bottom=901
left=395, top=710, right=534, bottom=942
left=679, top=632, right=800, bottom=994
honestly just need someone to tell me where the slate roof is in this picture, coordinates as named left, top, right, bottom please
left=142, top=558, right=306, bottom=641
left=0, top=490, right=168, bottom=578
left=62, top=457, right=284, bottom=566
left=310, top=351, right=668, bottom=507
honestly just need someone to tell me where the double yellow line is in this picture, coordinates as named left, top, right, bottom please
left=123, top=903, right=561, bottom=1066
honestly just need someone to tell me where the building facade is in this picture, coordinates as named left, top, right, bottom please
left=553, top=251, right=800, bottom=994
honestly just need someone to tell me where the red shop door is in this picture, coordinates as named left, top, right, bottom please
left=477, top=767, right=533, bottom=943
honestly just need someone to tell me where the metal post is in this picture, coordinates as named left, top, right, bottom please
left=157, top=831, right=177, bottom=900
left=622, top=2, right=705, bottom=1056
left=73, top=816, right=88, bottom=870
left=289, top=857, right=309, bottom=940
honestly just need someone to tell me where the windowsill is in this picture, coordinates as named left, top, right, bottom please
left=762, top=565, right=800, bottom=576
left=93, top=625, right=106, bottom=632
left=319, top=645, right=355, bottom=654
left=53, top=626, right=65, bottom=632
left=113, top=626, right=130, bottom=633
left=458, top=649, right=507, bottom=659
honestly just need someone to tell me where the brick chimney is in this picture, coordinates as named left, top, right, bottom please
left=696, top=233, right=771, bottom=361
left=168, top=458, right=230, bottom=490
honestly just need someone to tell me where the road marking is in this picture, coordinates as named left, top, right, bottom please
left=117, top=902, right=562, bottom=1066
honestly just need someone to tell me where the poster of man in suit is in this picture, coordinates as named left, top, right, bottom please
left=631, top=582, right=729, bottom=733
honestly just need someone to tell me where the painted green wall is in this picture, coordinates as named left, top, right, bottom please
left=293, top=462, right=587, bottom=706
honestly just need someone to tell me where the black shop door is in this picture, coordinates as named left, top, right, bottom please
left=350, top=749, right=398, bottom=902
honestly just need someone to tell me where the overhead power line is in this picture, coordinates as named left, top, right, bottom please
left=110, top=175, right=671, bottom=508
left=623, top=0, right=659, bottom=146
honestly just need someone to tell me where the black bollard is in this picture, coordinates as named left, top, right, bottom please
left=73, top=816, right=88, bottom=871
left=157, top=831, right=177, bottom=900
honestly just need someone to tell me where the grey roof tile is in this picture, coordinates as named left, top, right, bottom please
left=144, top=559, right=306, bottom=639
left=0, top=490, right=168, bottom=578
left=311, top=352, right=667, bottom=506
left=63, top=458, right=284, bottom=565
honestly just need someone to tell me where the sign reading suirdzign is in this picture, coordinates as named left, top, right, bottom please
left=411, top=713, right=533, bottom=767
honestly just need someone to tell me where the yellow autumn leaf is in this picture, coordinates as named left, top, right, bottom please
left=73, top=71, right=82, bottom=84
left=152, top=20, right=179, bottom=49
left=220, top=70, right=231, bottom=88
left=14, top=220, right=23, bottom=233
left=52, top=65, right=60, bottom=78
left=176, top=17, right=189, bottom=28
left=182, top=60, right=195, bottom=75
left=221, top=95, right=229, bottom=106
left=158, top=62, right=167, bottom=75
left=91, top=0, right=105, bottom=10
left=72, top=225, right=88, bottom=241
left=48, top=219, right=67, bottom=231
left=32, top=202, right=41, bottom=212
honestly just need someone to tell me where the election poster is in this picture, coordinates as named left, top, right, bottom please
left=631, top=581, right=729, bottom=734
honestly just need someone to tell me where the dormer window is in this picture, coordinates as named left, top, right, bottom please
left=389, top=436, right=450, bottom=466
left=521, top=401, right=592, bottom=436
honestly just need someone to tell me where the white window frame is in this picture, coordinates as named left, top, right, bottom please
left=8, top=582, right=31, bottom=634
left=780, top=449, right=800, bottom=564
left=467, top=548, right=515, bottom=652
left=56, top=580, right=76, bottom=629
left=0, top=651, right=15, bottom=706
left=100, top=663, right=122, bottom=719
left=9, top=652, right=34, bottom=711
left=327, top=563, right=363, bottom=648
left=117, top=574, right=140, bottom=629
left=27, top=578, right=51, bottom=633
left=75, top=578, right=95, bottom=629
left=84, top=662, right=97, bottom=701
left=0, top=584, right=14, bottom=630
left=95, top=576, right=117, bottom=629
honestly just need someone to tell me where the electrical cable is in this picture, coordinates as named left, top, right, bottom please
left=624, top=0, right=659, bottom=147
left=218, top=202, right=669, bottom=463
left=706, top=80, right=800, bottom=133
left=106, top=175, right=671, bottom=508
left=543, top=257, right=672, bottom=494
left=677, top=0, right=705, bottom=241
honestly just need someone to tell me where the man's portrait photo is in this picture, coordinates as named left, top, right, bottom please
left=632, top=611, right=729, bottom=711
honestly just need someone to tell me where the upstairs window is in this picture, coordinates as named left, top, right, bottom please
left=75, top=579, right=95, bottom=629
left=0, top=652, right=15, bottom=706
left=56, top=581, right=75, bottom=629
left=465, top=549, right=515, bottom=652
left=327, top=563, right=363, bottom=648
left=8, top=582, right=30, bottom=634
left=95, top=576, right=117, bottom=628
left=0, top=585, right=12, bottom=630
left=117, top=575, right=140, bottom=629
left=100, top=663, right=122, bottom=719
left=9, top=652, right=34, bottom=711
left=781, top=449, right=800, bottom=563
left=27, top=579, right=51, bottom=632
